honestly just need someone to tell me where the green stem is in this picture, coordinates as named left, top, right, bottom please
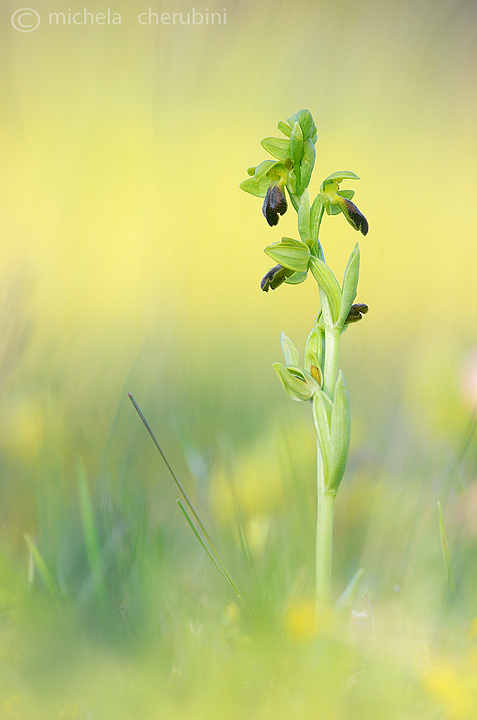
left=315, top=444, right=336, bottom=613
left=323, top=326, right=341, bottom=398
left=315, top=320, right=340, bottom=614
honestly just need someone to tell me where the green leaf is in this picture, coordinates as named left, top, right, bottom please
left=278, top=120, right=292, bottom=137
left=288, top=109, right=317, bottom=142
left=338, top=244, right=360, bottom=328
left=261, top=137, right=291, bottom=161
left=312, top=390, right=333, bottom=480
left=280, top=331, right=300, bottom=367
left=321, top=171, right=360, bottom=187
left=265, top=237, right=310, bottom=273
left=297, top=190, right=311, bottom=244
left=310, top=195, right=324, bottom=245
left=329, top=371, right=351, bottom=492
left=309, top=257, right=342, bottom=322
left=299, top=138, right=316, bottom=191
left=289, top=121, right=303, bottom=188
left=239, top=175, right=269, bottom=197
left=273, top=362, right=314, bottom=402
left=284, top=270, right=308, bottom=285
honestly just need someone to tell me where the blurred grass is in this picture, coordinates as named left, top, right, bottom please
left=1, top=0, right=477, bottom=716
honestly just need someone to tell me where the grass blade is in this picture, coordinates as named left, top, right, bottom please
left=77, top=460, right=107, bottom=607
left=128, top=393, right=241, bottom=598
left=24, top=533, right=56, bottom=595
left=437, top=501, right=455, bottom=592
left=177, top=500, right=241, bottom=598
left=336, top=568, right=365, bottom=611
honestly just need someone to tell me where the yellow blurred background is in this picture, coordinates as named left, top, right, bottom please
left=1, top=0, right=476, bottom=527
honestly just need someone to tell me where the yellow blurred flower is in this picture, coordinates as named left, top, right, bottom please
left=284, top=599, right=316, bottom=642
left=460, top=347, right=477, bottom=408
left=58, top=704, right=78, bottom=719
left=245, top=514, right=270, bottom=555
left=223, top=601, right=240, bottom=627
left=209, top=438, right=285, bottom=526
left=422, top=657, right=477, bottom=719
left=0, top=394, right=44, bottom=462
left=2, top=694, right=21, bottom=719
left=469, top=618, right=477, bottom=639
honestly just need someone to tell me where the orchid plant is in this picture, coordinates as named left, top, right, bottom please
left=240, top=110, right=369, bottom=613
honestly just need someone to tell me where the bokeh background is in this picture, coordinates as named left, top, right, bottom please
left=1, top=0, right=477, bottom=717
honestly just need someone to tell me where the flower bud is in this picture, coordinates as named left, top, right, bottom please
left=310, top=364, right=323, bottom=386
left=262, top=183, right=287, bottom=226
left=345, top=303, right=369, bottom=324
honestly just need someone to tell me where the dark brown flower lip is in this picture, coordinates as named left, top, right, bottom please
left=342, top=198, right=368, bottom=236
left=260, top=264, right=293, bottom=291
left=262, top=184, right=288, bottom=226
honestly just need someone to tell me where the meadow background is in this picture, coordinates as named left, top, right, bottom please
left=1, top=0, right=477, bottom=717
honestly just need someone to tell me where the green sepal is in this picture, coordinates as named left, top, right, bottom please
left=300, top=138, right=316, bottom=191
left=297, top=190, right=311, bottom=244
left=289, top=121, right=303, bottom=189
left=288, top=365, right=321, bottom=392
left=337, top=244, right=360, bottom=328
left=286, top=365, right=323, bottom=394
left=261, top=137, right=291, bottom=161
left=254, top=159, right=279, bottom=180
left=280, top=331, right=300, bottom=367
left=284, top=271, right=308, bottom=285
left=309, top=257, right=342, bottom=322
left=278, top=120, right=292, bottom=137
left=239, top=175, right=270, bottom=197
left=302, top=368, right=322, bottom=391
left=337, top=189, right=355, bottom=201
left=323, top=197, right=341, bottom=215
left=312, top=390, right=333, bottom=481
left=265, top=237, right=310, bottom=273
left=304, top=325, right=324, bottom=374
left=273, top=362, right=314, bottom=402
left=247, top=166, right=256, bottom=176
left=329, top=371, right=351, bottom=492
left=321, top=171, right=360, bottom=188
